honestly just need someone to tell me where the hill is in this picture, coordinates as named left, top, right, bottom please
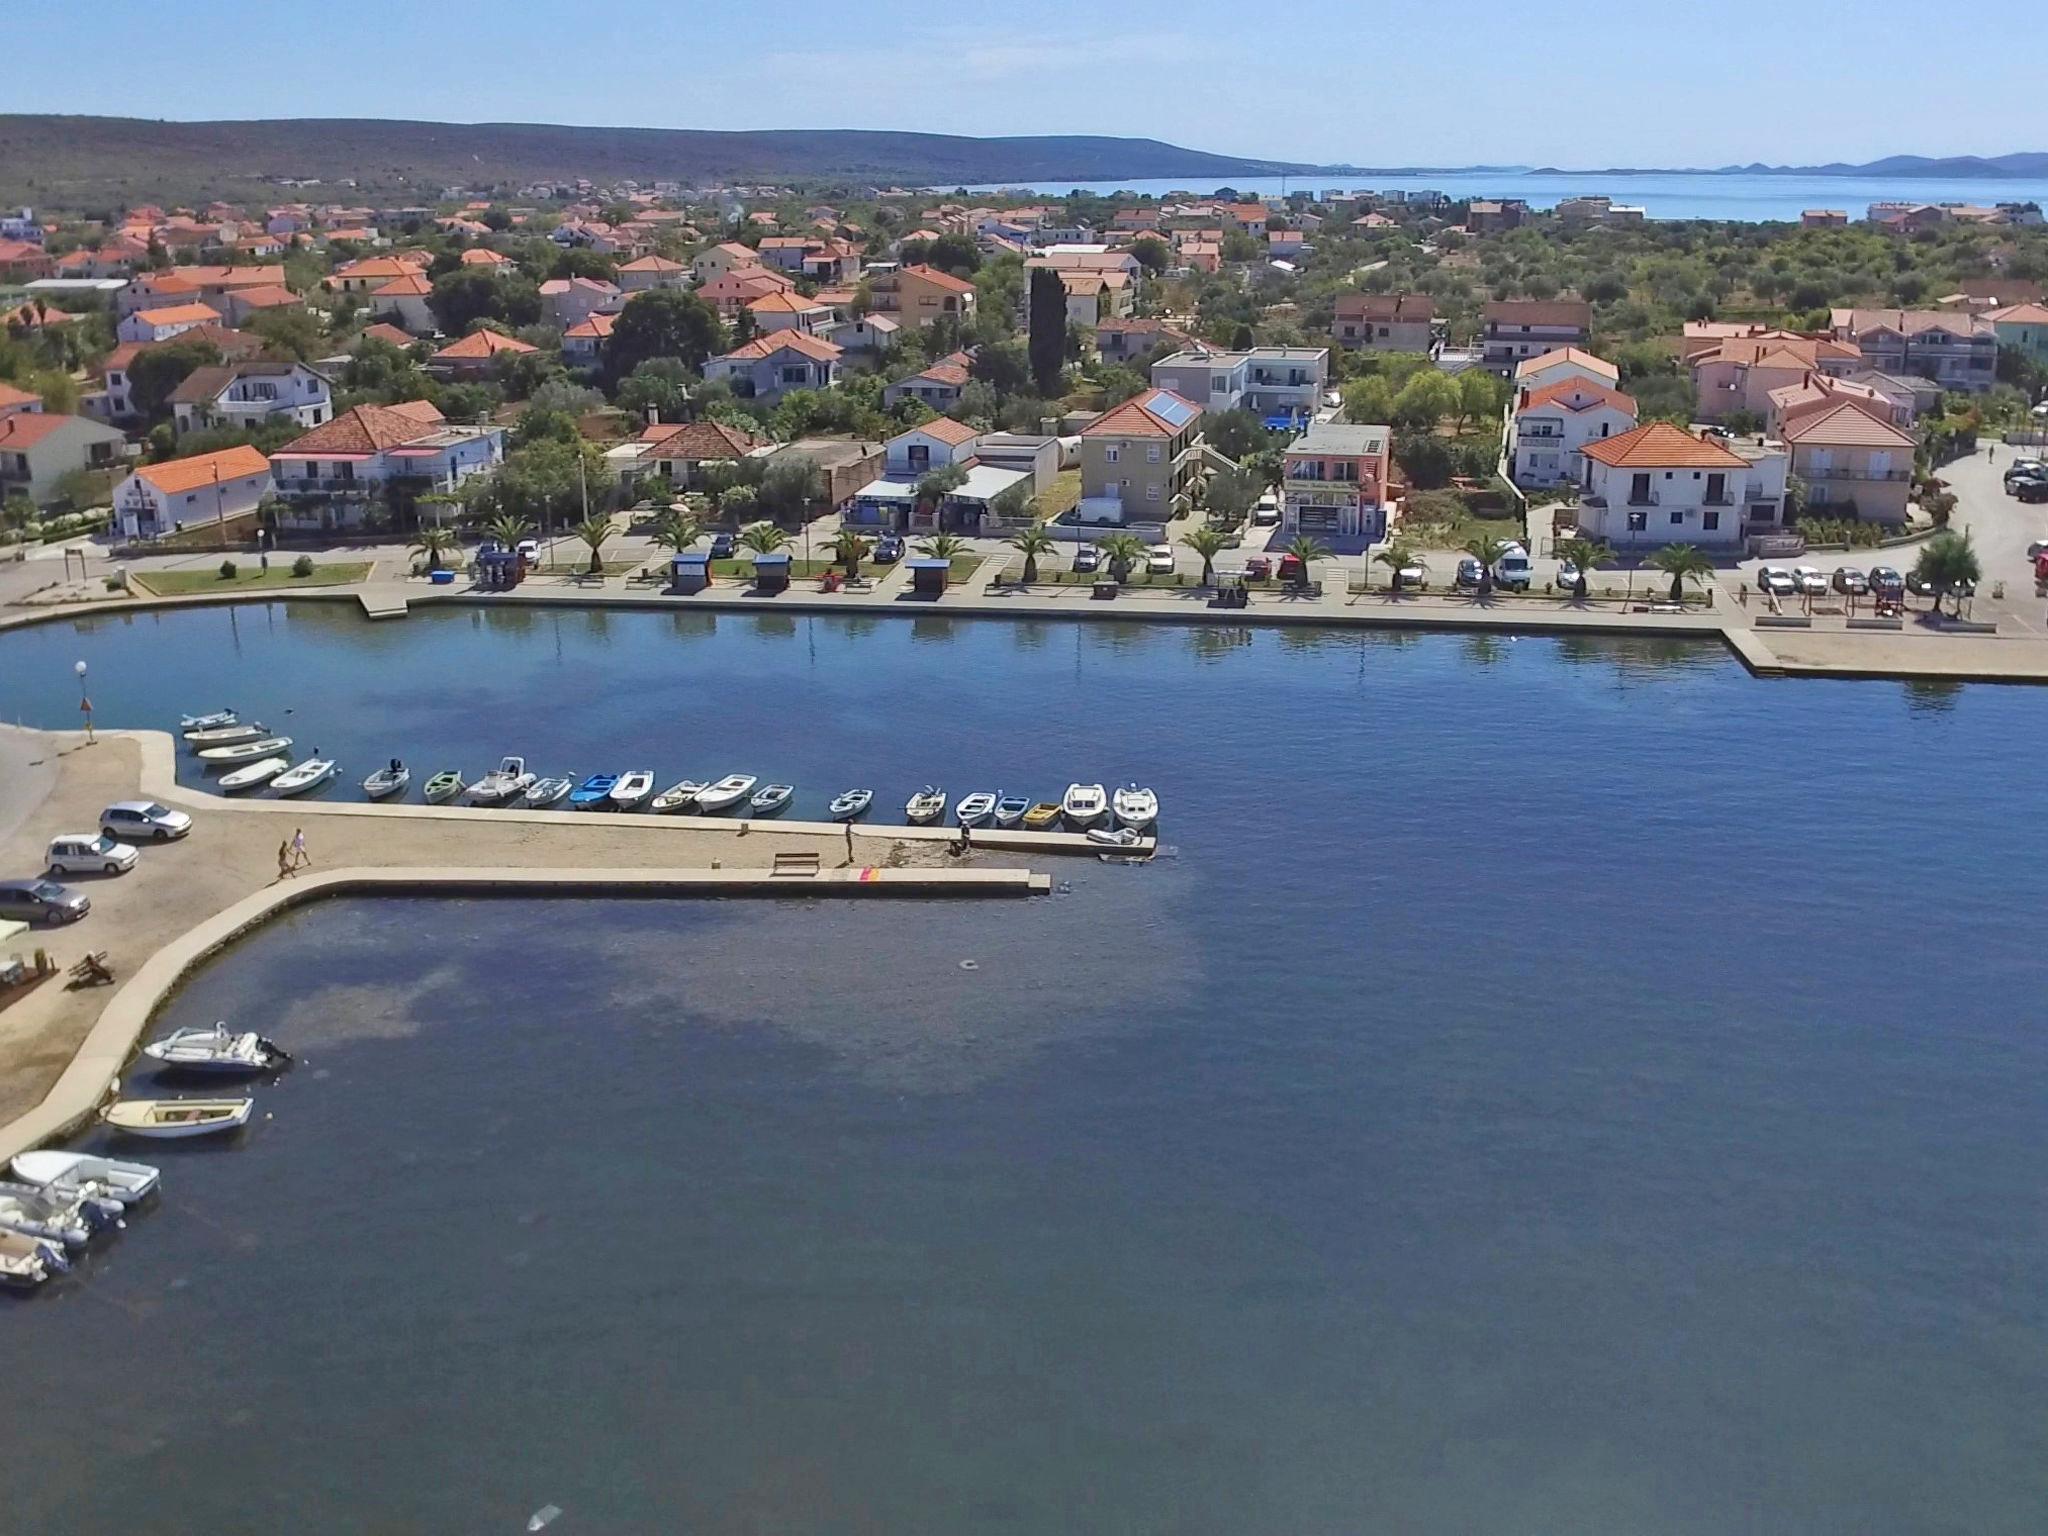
left=0, top=116, right=1319, bottom=208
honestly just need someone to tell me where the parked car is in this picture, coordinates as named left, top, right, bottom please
left=707, top=531, right=736, bottom=559
left=0, top=879, right=90, bottom=925
left=100, top=801, right=191, bottom=842
left=1831, top=566, right=1869, bottom=596
left=1455, top=556, right=1484, bottom=589
left=2003, top=458, right=2045, bottom=486
left=1245, top=555, right=1272, bottom=581
left=1146, top=544, right=1176, bottom=575
left=2027, top=540, right=2048, bottom=560
left=872, top=533, right=904, bottom=563
left=1868, top=566, right=1905, bottom=594
left=1907, top=570, right=1977, bottom=597
left=1251, top=493, right=1280, bottom=527
left=515, top=538, right=541, bottom=565
left=1757, top=565, right=1797, bottom=597
left=2014, top=477, right=2048, bottom=504
left=46, top=835, right=138, bottom=877
left=1493, top=543, right=1533, bottom=591
left=1791, top=565, right=1828, bottom=595
left=1072, top=546, right=1100, bottom=574
left=1555, top=561, right=1582, bottom=591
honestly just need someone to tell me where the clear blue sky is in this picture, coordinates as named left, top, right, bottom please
left=24, top=0, right=2048, bottom=167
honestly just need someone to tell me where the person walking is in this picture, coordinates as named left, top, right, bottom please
left=277, top=840, right=293, bottom=881
left=291, top=826, right=309, bottom=870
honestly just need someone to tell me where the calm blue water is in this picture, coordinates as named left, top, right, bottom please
left=4, top=604, right=2048, bottom=1533
left=979, top=171, right=2048, bottom=223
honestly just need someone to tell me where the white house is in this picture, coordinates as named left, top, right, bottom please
left=112, top=444, right=272, bottom=540
left=1509, top=376, right=1638, bottom=489
left=116, top=302, right=222, bottom=344
left=540, top=276, right=624, bottom=330
left=170, top=360, right=333, bottom=435
left=848, top=418, right=982, bottom=529
left=1513, top=347, right=1620, bottom=397
left=268, top=401, right=504, bottom=529
left=1577, top=422, right=1784, bottom=550
left=367, top=272, right=436, bottom=333
left=702, top=331, right=842, bottom=403
left=0, top=412, right=132, bottom=503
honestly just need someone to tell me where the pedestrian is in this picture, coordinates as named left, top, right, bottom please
left=291, top=826, right=309, bottom=870
left=844, top=820, right=855, bottom=863
left=277, top=840, right=293, bottom=880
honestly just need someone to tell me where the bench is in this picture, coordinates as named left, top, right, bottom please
left=771, top=851, right=821, bottom=878
left=67, top=950, right=114, bottom=986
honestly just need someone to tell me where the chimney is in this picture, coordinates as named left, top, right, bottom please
left=645, top=405, right=659, bottom=427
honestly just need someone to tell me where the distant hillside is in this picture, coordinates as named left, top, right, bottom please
left=0, top=116, right=1319, bottom=208
left=1527, top=152, right=2048, bottom=180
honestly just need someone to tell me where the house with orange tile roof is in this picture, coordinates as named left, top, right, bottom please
left=1332, top=293, right=1434, bottom=352
left=1828, top=308, right=1997, bottom=392
left=620, top=419, right=769, bottom=489
left=1576, top=421, right=1784, bottom=548
left=755, top=236, right=820, bottom=274
left=216, top=284, right=306, bottom=327
left=692, top=241, right=760, bottom=285
left=368, top=271, right=436, bottom=333
left=882, top=349, right=976, bottom=412
left=561, top=310, right=617, bottom=367
left=117, top=301, right=225, bottom=344
left=703, top=330, right=843, bottom=403
left=696, top=265, right=794, bottom=317
left=169, top=359, right=333, bottom=435
left=1986, top=301, right=2048, bottom=365
left=0, top=381, right=41, bottom=420
left=539, top=275, right=622, bottom=330
left=459, top=247, right=513, bottom=269
left=867, top=263, right=976, bottom=330
left=617, top=253, right=688, bottom=293
left=1514, top=347, right=1620, bottom=394
left=1776, top=400, right=1916, bottom=525
left=112, top=444, right=272, bottom=540
left=327, top=254, right=431, bottom=295
left=1763, top=372, right=1904, bottom=433
left=0, top=239, right=54, bottom=281
left=1481, top=299, right=1593, bottom=374
left=746, top=288, right=833, bottom=335
left=1078, top=388, right=1206, bottom=526
left=0, top=411, right=131, bottom=503
left=270, top=402, right=505, bottom=527
left=358, top=321, right=418, bottom=351
left=87, top=324, right=264, bottom=422
left=429, top=327, right=539, bottom=377
left=1509, top=375, right=1638, bottom=488
left=1690, top=334, right=1863, bottom=421
left=801, top=241, right=859, bottom=285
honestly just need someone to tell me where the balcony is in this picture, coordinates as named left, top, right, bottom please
left=1799, top=466, right=1910, bottom=482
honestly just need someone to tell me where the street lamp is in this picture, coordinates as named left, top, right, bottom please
left=74, top=659, right=93, bottom=745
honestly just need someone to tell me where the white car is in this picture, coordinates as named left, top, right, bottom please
left=1791, top=564, right=1828, bottom=595
left=46, top=834, right=139, bottom=877
left=1146, top=544, right=1177, bottom=575
left=1757, top=566, right=1797, bottom=597
left=99, top=801, right=192, bottom=842
left=1556, top=561, right=1582, bottom=590
left=1251, top=493, right=1280, bottom=526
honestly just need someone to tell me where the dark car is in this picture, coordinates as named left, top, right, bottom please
left=1907, top=570, right=1977, bottom=598
left=708, top=531, right=737, bottom=559
left=873, top=533, right=905, bottom=563
left=2002, top=459, right=2045, bottom=486
left=2014, top=477, right=2048, bottom=504
left=0, top=878, right=90, bottom=925
left=1868, top=565, right=1905, bottom=594
left=1831, top=566, right=1869, bottom=596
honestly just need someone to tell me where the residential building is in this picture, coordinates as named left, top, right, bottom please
left=1096, top=316, right=1192, bottom=361
left=616, top=254, right=689, bottom=293
left=1777, top=400, right=1917, bottom=524
left=367, top=272, right=436, bottom=333
left=1509, top=376, right=1638, bottom=488
left=768, top=438, right=885, bottom=516
left=849, top=418, right=982, bottom=529
left=867, top=264, right=976, bottom=330
left=1839, top=368, right=1941, bottom=423
left=216, top=285, right=304, bottom=327
left=746, top=289, right=833, bottom=335
left=1801, top=209, right=1849, bottom=228
left=1576, top=421, right=1781, bottom=549
left=702, top=330, right=843, bottom=402
left=1466, top=199, right=1529, bottom=233
left=818, top=312, right=899, bottom=353
left=969, top=432, right=1061, bottom=494
left=89, top=325, right=265, bottom=422
left=1987, top=301, right=2048, bottom=365
left=882, top=350, right=974, bottom=412
left=428, top=327, right=539, bottom=378
left=459, top=247, right=514, bottom=270
left=1481, top=299, right=1593, bottom=374
left=1331, top=293, right=1434, bottom=352
left=116, top=302, right=223, bottom=344
left=1763, top=372, right=1906, bottom=433
left=1267, top=229, right=1306, bottom=260
left=169, top=359, right=333, bottom=434
left=755, top=236, right=817, bottom=273
left=691, top=242, right=759, bottom=284
left=0, top=240, right=55, bottom=281
left=1514, top=347, right=1621, bottom=396
left=326, top=254, right=429, bottom=296
left=1150, top=345, right=1328, bottom=424
left=0, top=412, right=131, bottom=503
left=269, top=402, right=504, bottom=529
left=111, top=444, right=271, bottom=540
left=621, top=419, right=767, bottom=489
left=1690, top=334, right=1864, bottom=421
left=1027, top=246, right=1142, bottom=280
left=0, top=381, right=42, bottom=419
left=539, top=276, right=622, bottom=330
left=1076, top=388, right=1204, bottom=526
left=1281, top=422, right=1391, bottom=540
left=696, top=265, right=794, bottom=318
left=561, top=310, right=616, bottom=367
left=1051, top=269, right=1133, bottom=326
left=1828, top=308, right=1998, bottom=392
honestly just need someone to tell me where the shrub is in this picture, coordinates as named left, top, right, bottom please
left=291, top=554, right=315, bottom=577
left=218, top=559, right=238, bottom=579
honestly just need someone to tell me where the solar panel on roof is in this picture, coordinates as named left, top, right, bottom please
left=1146, top=392, right=1195, bottom=428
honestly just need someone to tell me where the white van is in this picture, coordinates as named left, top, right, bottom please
left=1251, top=492, right=1280, bottom=526
left=1494, top=542, right=1533, bottom=591
left=47, top=834, right=138, bottom=877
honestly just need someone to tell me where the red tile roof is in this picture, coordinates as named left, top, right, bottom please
left=1083, top=388, right=1204, bottom=439
left=277, top=401, right=446, bottom=455
left=901, top=263, right=976, bottom=294
left=133, top=444, right=271, bottom=494
left=1777, top=399, right=1916, bottom=449
left=636, top=420, right=764, bottom=460
left=0, top=381, right=41, bottom=410
left=719, top=330, right=842, bottom=363
left=905, top=416, right=978, bottom=445
left=431, top=327, right=537, bottom=362
left=1520, top=378, right=1638, bottom=415
left=1580, top=421, right=1746, bottom=469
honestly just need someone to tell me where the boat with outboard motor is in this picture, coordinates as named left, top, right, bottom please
left=142, top=1023, right=289, bottom=1075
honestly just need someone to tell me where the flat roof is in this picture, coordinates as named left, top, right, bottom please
left=1288, top=422, right=1388, bottom=455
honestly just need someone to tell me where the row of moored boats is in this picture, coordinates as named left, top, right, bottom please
left=180, top=710, right=337, bottom=794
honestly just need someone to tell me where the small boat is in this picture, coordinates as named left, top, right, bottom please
left=523, top=776, right=575, bottom=808
left=468, top=755, right=534, bottom=805
left=142, top=1023, right=288, bottom=1075
left=905, top=786, right=947, bottom=824
left=0, top=1230, right=68, bottom=1289
left=422, top=769, right=467, bottom=804
left=1061, top=782, right=1108, bottom=827
left=749, top=783, right=793, bottom=816
left=183, top=721, right=266, bottom=748
left=362, top=760, right=410, bottom=800
left=180, top=709, right=237, bottom=732
left=569, top=773, right=619, bottom=809
left=0, top=1179, right=122, bottom=1231
left=694, top=774, right=757, bottom=813
left=1021, top=802, right=1062, bottom=830
left=1087, top=825, right=1146, bottom=850
left=271, top=757, right=338, bottom=796
left=0, top=1190, right=93, bottom=1249
left=11, top=1151, right=160, bottom=1208
left=218, top=755, right=289, bottom=792
left=829, top=789, right=873, bottom=821
left=651, top=779, right=709, bottom=814
left=993, top=795, right=1031, bottom=827
left=1112, top=784, right=1159, bottom=830
left=103, top=1098, right=253, bottom=1140
left=610, top=770, right=656, bottom=810
left=956, top=792, right=997, bottom=827
left=197, top=735, right=292, bottom=764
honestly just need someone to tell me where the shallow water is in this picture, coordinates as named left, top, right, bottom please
left=2, top=606, right=2045, bottom=1533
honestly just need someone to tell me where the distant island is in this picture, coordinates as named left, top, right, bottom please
left=1525, top=153, right=2048, bottom=180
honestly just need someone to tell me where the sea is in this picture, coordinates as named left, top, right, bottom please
left=3, top=603, right=2046, bottom=1534
left=970, top=171, right=2048, bottom=224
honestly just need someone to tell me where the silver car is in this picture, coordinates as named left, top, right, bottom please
left=0, top=878, right=90, bottom=925
left=100, top=801, right=192, bottom=842
left=1757, top=566, right=1797, bottom=597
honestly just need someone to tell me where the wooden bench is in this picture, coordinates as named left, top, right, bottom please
left=771, top=851, right=821, bottom=878
left=67, top=950, right=114, bottom=986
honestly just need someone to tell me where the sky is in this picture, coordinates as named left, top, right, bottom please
left=21, top=0, right=2048, bottom=168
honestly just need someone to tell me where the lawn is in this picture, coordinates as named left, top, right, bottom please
left=1040, top=469, right=1082, bottom=519
left=132, top=561, right=373, bottom=596
left=1005, top=564, right=1198, bottom=588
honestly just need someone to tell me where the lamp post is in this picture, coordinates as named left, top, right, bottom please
left=74, top=659, right=93, bottom=745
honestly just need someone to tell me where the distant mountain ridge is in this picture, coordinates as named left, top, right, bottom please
left=1525, top=153, right=2048, bottom=179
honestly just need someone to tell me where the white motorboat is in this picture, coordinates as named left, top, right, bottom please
left=11, top=1151, right=160, bottom=1207
left=651, top=779, right=709, bottom=813
left=271, top=757, right=338, bottom=796
left=1061, top=782, right=1108, bottom=827
left=468, top=755, right=534, bottom=805
left=955, top=792, right=997, bottom=827
left=829, top=789, right=873, bottom=821
left=184, top=721, right=266, bottom=748
left=362, top=761, right=410, bottom=799
left=103, top=1098, right=253, bottom=1139
left=749, top=783, right=793, bottom=816
left=142, top=1023, right=288, bottom=1075
left=694, top=774, right=757, bottom=813
left=1112, top=784, right=1159, bottom=830
left=1087, top=825, right=1146, bottom=849
left=523, top=776, right=575, bottom=808
left=609, top=770, right=656, bottom=810
left=179, top=709, right=237, bottom=732
left=0, top=1179, right=122, bottom=1230
left=905, top=786, right=947, bottom=824
left=198, top=735, right=292, bottom=764
left=218, top=755, right=289, bottom=792
left=0, top=1229, right=68, bottom=1289
left=0, top=1190, right=93, bottom=1249
left=993, top=795, right=1031, bottom=827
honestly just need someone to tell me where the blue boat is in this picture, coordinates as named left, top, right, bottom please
left=568, top=772, right=618, bottom=809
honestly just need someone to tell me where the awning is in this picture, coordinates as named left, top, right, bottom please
left=1262, top=414, right=1300, bottom=431
left=384, top=447, right=442, bottom=458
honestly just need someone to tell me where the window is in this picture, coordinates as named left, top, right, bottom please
left=1703, top=510, right=1720, bottom=531
left=1104, top=446, right=1119, bottom=463
left=1145, top=483, right=1160, bottom=501
left=1626, top=510, right=1647, bottom=532
left=1147, top=444, right=1161, bottom=464
left=1670, top=510, right=1686, bottom=525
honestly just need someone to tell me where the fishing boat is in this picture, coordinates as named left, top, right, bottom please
left=905, top=786, right=947, bottom=824
left=694, top=774, right=757, bottom=813
left=993, top=795, right=1031, bottom=827
left=609, top=770, right=656, bottom=810
left=569, top=773, right=618, bottom=809
left=218, top=755, right=289, bottom=793
left=143, top=1023, right=289, bottom=1075
left=361, top=760, right=410, bottom=800
left=197, top=735, right=292, bottom=765
left=183, top=721, right=267, bottom=748
left=749, top=783, right=793, bottom=816
left=467, top=756, right=534, bottom=805
left=829, top=789, right=873, bottom=821
left=1087, top=825, right=1145, bottom=849
left=10, top=1151, right=160, bottom=1208
left=1112, top=784, right=1159, bottom=830
left=1061, top=782, right=1108, bottom=827
left=0, top=1179, right=121, bottom=1231
left=955, top=792, right=997, bottom=827
left=523, top=776, right=575, bottom=808
left=1021, top=802, right=1062, bottom=830
left=271, top=757, right=338, bottom=796
left=0, top=1190, right=93, bottom=1249
left=179, top=709, right=237, bottom=732
left=651, top=779, right=709, bottom=814
left=422, top=769, right=467, bottom=804
left=0, top=1230, right=68, bottom=1289
left=103, top=1098, right=253, bottom=1140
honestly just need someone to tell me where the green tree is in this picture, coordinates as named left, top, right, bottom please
left=1463, top=534, right=1508, bottom=597
left=1553, top=535, right=1614, bottom=600
left=917, top=531, right=970, bottom=561
left=571, top=513, right=615, bottom=574
left=1205, top=407, right=1270, bottom=462
left=1180, top=525, right=1229, bottom=585
left=1375, top=541, right=1426, bottom=592
left=1096, top=531, right=1146, bottom=581
left=1453, top=369, right=1507, bottom=433
left=738, top=521, right=790, bottom=558
left=1283, top=534, right=1332, bottom=585
left=1393, top=369, right=1458, bottom=431
left=1007, top=523, right=1058, bottom=583
left=1911, top=529, right=1981, bottom=615
left=914, top=462, right=969, bottom=518
left=483, top=513, right=534, bottom=549
left=128, top=337, right=221, bottom=421
left=247, top=307, right=324, bottom=362
left=428, top=268, right=541, bottom=334
left=1028, top=267, right=1067, bottom=397
left=1201, top=465, right=1261, bottom=524
left=613, top=357, right=693, bottom=421
left=1649, top=542, right=1716, bottom=604
left=1130, top=236, right=1170, bottom=276
left=650, top=510, right=701, bottom=555
left=409, top=525, right=459, bottom=571
left=756, top=454, right=824, bottom=525
left=606, top=289, right=725, bottom=381
left=827, top=526, right=872, bottom=576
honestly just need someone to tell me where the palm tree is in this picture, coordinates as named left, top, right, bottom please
left=649, top=510, right=701, bottom=556
left=917, top=531, right=971, bottom=563
left=572, top=513, right=615, bottom=575
left=1181, top=525, right=1229, bottom=586
left=1463, top=534, right=1507, bottom=598
left=1912, top=529, right=1981, bottom=616
left=1374, top=541, right=1426, bottom=593
left=1648, top=542, right=1716, bottom=605
left=1554, top=535, right=1613, bottom=601
left=484, top=514, right=533, bottom=552
left=826, top=526, right=872, bottom=578
left=1283, top=534, right=1332, bottom=588
left=1007, top=523, right=1058, bottom=584
left=738, top=521, right=790, bottom=557
left=409, top=525, right=459, bottom=573
left=1096, top=532, right=1146, bottom=582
